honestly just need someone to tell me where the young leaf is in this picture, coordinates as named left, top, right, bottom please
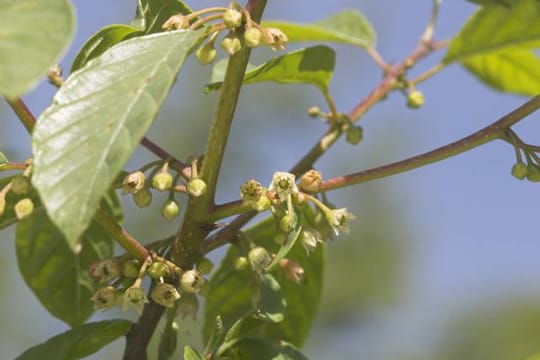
left=32, top=29, right=207, bottom=248
left=133, top=0, right=193, bottom=34
left=264, top=225, right=303, bottom=271
left=0, top=152, right=8, bottom=164
left=71, top=25, right=142, bottom=73
left=184, top=346, right=205, bottom=360
left=262, top=9, right=376, bottom=48
left=252, top=273, right=287, bottom=323
left=203, top=209, right=325, bottom=347
left=15, top=319, right=132, bottom=360
left=221, top=338, right=308, bottom=360
left=15, top=192, right=120, bottom=327
left=0, top=0, right=75, bottom=96
left=205, top=46, right=335, bottom=93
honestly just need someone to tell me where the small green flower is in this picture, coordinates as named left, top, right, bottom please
left=122, top=171, right=145, bottom=195
left=122, top=259, right=141, bottom=278
left=180, top=270, right=206, bottom=294
left=122, top=285, right=148, bottom=315
left=261, top=27, right=288, bottom=51
left=151, top=283, right=180, bottom=308
left=89, top=259, right=122, bottom=283
left=300, top=228, right=322, bottom=254
left=223, top=8, right=243, bottom=29
left=244, top=27, right=262, bottom=47
left=269, top=172, right=298, bottom=202
left=187, top=178, right=207, bottom=197
left=91, top=286, right=120, bottom=311
left=326, top=208, right=355, bottom=235
left=152, top=170, right=173, bottom=191
left=221, top=34, right=242, bottom=55
left=240, top=179, right=264, bottom=205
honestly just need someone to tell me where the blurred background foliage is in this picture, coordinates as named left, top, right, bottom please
left=2, top=1, right=540, bottom=359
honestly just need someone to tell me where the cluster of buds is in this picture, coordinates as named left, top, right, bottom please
left=0, top=160, right=35, bottom=220
left=507, top=132, right=540, bottom=182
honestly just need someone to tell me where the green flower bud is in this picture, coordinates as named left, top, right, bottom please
left=279, top=213, right=296, bottom=233
left=511, top=162, right=528, bottom=180
left=122, top=171, right=145, bottom=195
left=148, top=261, right=170, bottom=279
left=527, top=164, right=540, bottom=182
left=234, top=256, right=249, bottom=270
left=244, top=27, right=262, bottom=47
left=300, top=228, right=322, bottom=255
left=407, top=90, right=424, bottom=108
left=196, top=43, right=217, bottom=65
left=133, top=188, right=152, bottom=208
left=89, top=258, right=122, bottom=283
left=248, top=246, right=272, bottom=272
left=177, top=293, right=199, bottom=320
left=223, top=8, right=243, bottom=29
left=221, top=34, right=242, bottom=56
left=152, top=171, right=173, bottom=191
left=187, top=178, right=207, bottom=197
left=151, top=283, right=180, bottom=308
left=240, top=179, right=263, bottom=204
left=180, top=270, right=206, bottom=293
left=11, top=175, right=31, bottom=195
left=253, top=193, right=272, bottom=212
left=91, top=286, right=120, bottom=311
left=346, top=125, right=363, bottom=145
left=122, top=259, right=141, bottom=278
left=299, top=169, right=322, bottom=193
left=14, top=198, right=34, bottom=220
left=307, top=106, right=321, bottom=118
left=196, top=257, right=214, bottom=275
left=162, top=199, right=180, bottom=221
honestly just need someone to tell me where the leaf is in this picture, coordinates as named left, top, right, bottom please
left=71, top=25, right=142, bottom=73
left=264, top=225, right=303, bottom=271
left=222, top=338, right=308, bottom=360
left=205, top=46, right=335, bottom=93
left=184, top=346, right=205, bottom=360
left=32, top=29, right=207, bottom=248
left=262, top=9, right=376, bottom=48
left=467, top=0, right=518, bottom=6
left=253, top=273, right=287, bottom=323
left=15, top=192, right=120, bottom=327
left=208, top=58, right=256, bottom=84
left=203, top=208, right=325, bottom=347
left=133, top=0, right=193, bottom=34
left=0, top=0, right=75, bottom=96
left=444, top=0, right=540, bottom=63
left=16, top=319, right=132, bottom=360
left=462, top=47, right=540, bottom=96
left=0, top=152, right=8, bottom=164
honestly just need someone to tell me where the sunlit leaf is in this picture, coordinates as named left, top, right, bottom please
left=205, top=46, right=335, bottom=93
left=0, top=0, right=75, bottom=96
left=222, top=338, right=308, bottom=360
left=263, top=9, right=375, bottom=48
left=15, top=193, right=120, bottom=327
left=16, top=320, right=132, bottom=360
left=184, top=346, right=205, bottom=360
left=71, top=25, right=142, bottom=72
left=32, top=29, right=207, bottom=248
left=133, top=0, right=193, bottom=34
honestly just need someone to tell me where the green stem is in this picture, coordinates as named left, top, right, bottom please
left=320, top=95, right=540, bottom=191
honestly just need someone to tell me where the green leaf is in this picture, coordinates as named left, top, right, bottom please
left=71, top=25, right=142, bottom=73
left=265, top=225, right=303, bottom=271
left=253, top=273, right=287, bottom=323
left=444, top=0, right=540, bottom=63
left=32, top=29, right=207, bottom=248
left=133, top=0, right=193, bottom=34
left=205, top=46, right=335, bottom=93
left=16, top=319, right=132, bottom=360
left=184, top=346, right=205, bottom=360
left=222, top=338, right=308, bottom=360
left=0, top=0, right=75, bottom=96
left=203, top=208, right=325, bottom=347
left=263, top=9, right=376, bottom=48
left=0, top=152, right=8, bottom=164
left=15, top=192, right=120, bottom=327
left=461, top=47, right=540, bottom=96
left=208, top=58, right=256, bottom=84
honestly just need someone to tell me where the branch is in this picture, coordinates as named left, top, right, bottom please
left=320, top=94, right=540, bottom=191
left=5, top=97, right=36, bottom=133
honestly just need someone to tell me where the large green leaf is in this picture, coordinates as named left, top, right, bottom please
left=262, top=9, right=375, bottom=48
left=32, top=29, right=207, bottom=248
left=15, top=192, right=120, bottom=327
left=16, top=320, right=132, bottom=360
left=133, top=0, right=193, bottom=34
left=205, top=46, right=335, bottom=93
left=203, top=209, right=325, bottom=348
left=0, top=0, right=75, bottom=96
left=71, top=25, right=142, bottom=73
left=222, top=338, right=308, bottom=360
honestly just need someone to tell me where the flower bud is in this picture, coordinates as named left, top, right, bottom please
left=177, top=293, right=199, bottom=320
left=346, top=125, right=363, bottom=145
left=151, top=282, right=181, bottom=308
left=234, top=256, right=249, bottom=270
left=248, top=246, right=272, bottom=271
left=122, top=285, right=148, bottom=315
left=196, top=257, right=214, bottom=275
left=162, top=14, right=189, bottom=30
left=148, top=261, right=170, bottom=279
left=240, top=179, right=264, bottom=204
left=300, top=228, right=322, bottom=255
left=89, top=258, right=122, bottom=283
left=511, top=162, right=528, bottom=180
left=196, top=43, right=217, bottom=65
left=162, top=199, right=180, bottom=221
left=11, top=175, right=31, bottom=195
left=527, top=164, right=540, bottom=182
left=14, top=198, right=34, bottom=220
left=180, top=270, right=206, bottom=293
left=122, top=259, right=141, bottom=278
left=407, top=90, right=424, bottom=108
left=261, top=27, right=288, bottom=51
left=279, top=213, right=296, bottom=233
left=223, top=8, right=243, bottom=29
left=122, top=171, right=145, bottom=195
left=221, top=34, right=242, bottom=55
left=152, top=171, right=173, bottom=191
left=91, top=286, right=120, bottom=311
left=299, top=169, right=322, bottom=193
left=307, top=106, right=321, bottom=118
left=187, top=178, right=207, bottom=197
left=279, top=258, right=304, bottom=284
left=133, top=188, right=152, bottom=208
left=244, top=27, right=262, bottom=47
